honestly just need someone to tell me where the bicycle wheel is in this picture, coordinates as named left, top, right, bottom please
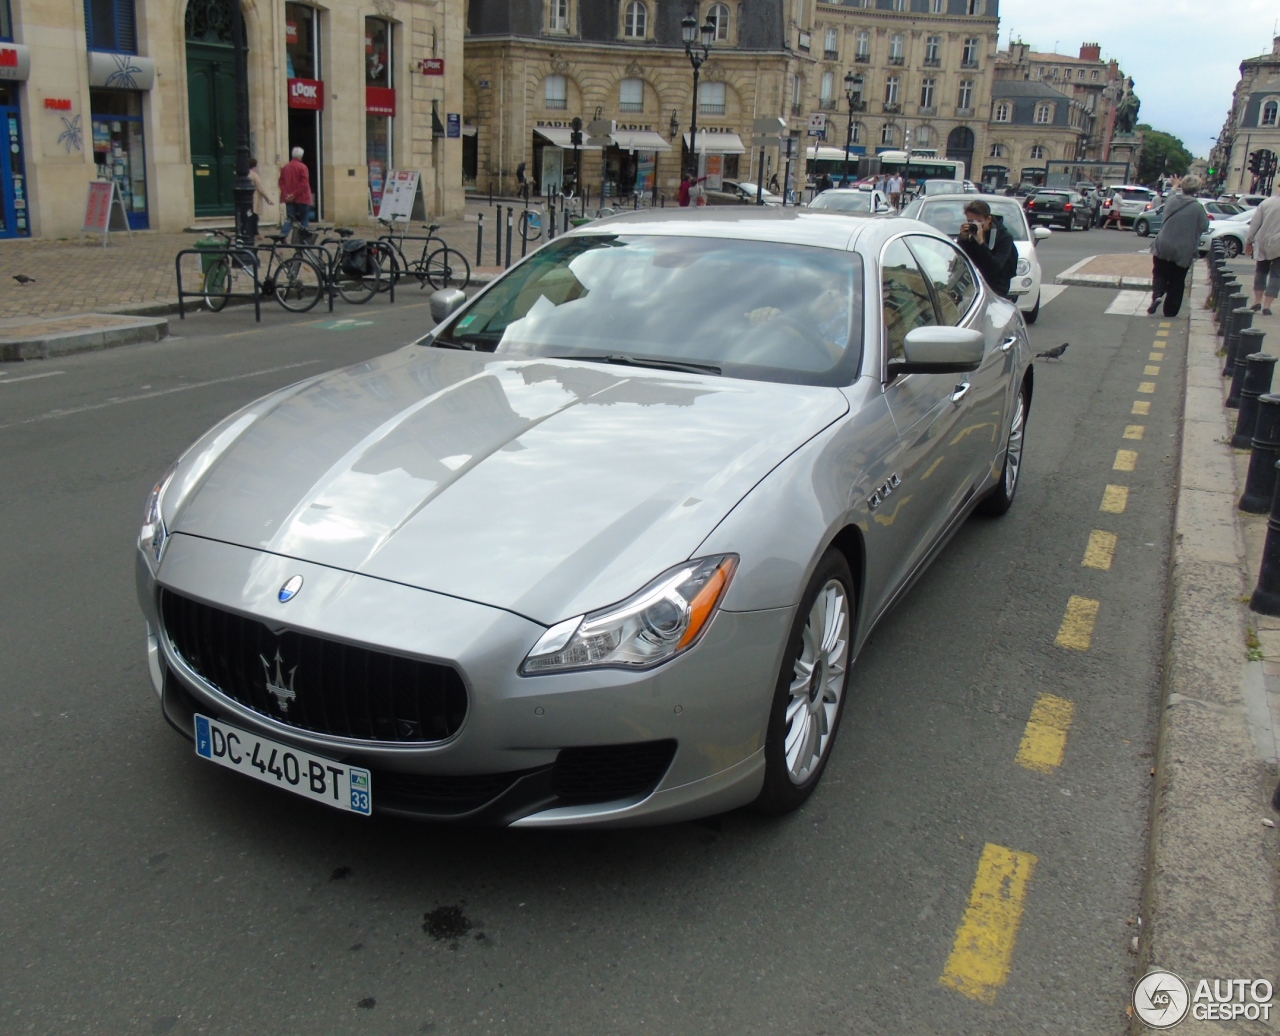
left=519, top=210, right=543, bottom=242
left=425, top=247, right=471, bottom=290
left=202, top=258, right=231, bottom=312
left=336, top=246, right=384, bottom=305
left=374, top=242, right=401, bottom=293
left=273, top=256, right=324, bottom=313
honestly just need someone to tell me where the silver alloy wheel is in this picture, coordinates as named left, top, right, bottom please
left=1004, top=390, right=1026, bottom=498
left=785, top=579, right=850, bottom=784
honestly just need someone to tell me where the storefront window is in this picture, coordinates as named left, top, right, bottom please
left=285, top=3, right=317, bottom=79
left=0, top=1, right=12, bottom=41
left=286, top=2, right=323, bottom=217
left=90, top=89, right=148, bottom=229
left=365, top=16, right=394, bottom=211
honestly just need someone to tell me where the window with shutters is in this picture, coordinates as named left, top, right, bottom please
left=85, top=0, right=138, bottom=53
left=619, top=77, right=644, bottom=112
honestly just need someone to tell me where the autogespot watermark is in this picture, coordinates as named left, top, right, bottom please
left=1132, top=970, right=1274, bottom=1028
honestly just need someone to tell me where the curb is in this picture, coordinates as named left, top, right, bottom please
left=1055, top=254, right=1154, bottom=290
left=1134, top=266, right=1280, bottom=1025
left=0, top=314, right=168, bottom=361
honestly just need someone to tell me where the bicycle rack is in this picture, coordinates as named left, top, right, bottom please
left=374, top=233, right=454, bottom=294
left=284, top=242, right=339, bottom=312
left=175, top=246, right=262, bottom=322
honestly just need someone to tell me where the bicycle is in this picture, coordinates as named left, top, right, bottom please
left=298, top=226, right=387, bottom=304
left=202, top=228, right=325, bottom=314
left=373, top=218, right=471, bottom=292
left=517, top=205, right=544, bottom=242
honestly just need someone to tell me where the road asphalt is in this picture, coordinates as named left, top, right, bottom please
left=0, top=226, right=1275, bottom=1034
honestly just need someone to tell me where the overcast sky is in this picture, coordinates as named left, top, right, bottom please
left=998, top=0, right=1279, bottom=158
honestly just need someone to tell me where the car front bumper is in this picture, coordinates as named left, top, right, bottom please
left=138, top=534, right=788, bottom=826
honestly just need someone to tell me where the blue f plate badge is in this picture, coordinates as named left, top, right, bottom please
left=278, top=575, right=303, bottom=603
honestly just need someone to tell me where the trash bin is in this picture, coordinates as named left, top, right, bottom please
left=193, top=237, right=224, bottom=274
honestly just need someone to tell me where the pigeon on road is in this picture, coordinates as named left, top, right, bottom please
left=12, top=274, right=35, bottom=285
left=1036, top=342, right=1069, bottom=360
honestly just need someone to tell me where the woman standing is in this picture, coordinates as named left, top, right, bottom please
left=1245, top=186, right=1280, bottom=315
left=1147, top=175, right=1209, bottom=317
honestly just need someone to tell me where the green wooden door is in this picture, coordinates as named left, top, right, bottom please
left=186, top=42, right=236, bottom=216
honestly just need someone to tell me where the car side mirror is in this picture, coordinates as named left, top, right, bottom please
left=430, top=288, right=468, bottom=323
left=887, top=326, right=984, bottom=377
left=1033, top=227, right=1051, bottom=241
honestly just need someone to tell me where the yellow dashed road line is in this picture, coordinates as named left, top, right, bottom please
left=1123, top=424, right=1145, bottom=440
left=1138, top=382, right=1156, bottom=394
left=1155, top=328, right=1170, bottom=337
left=1015, top=694, right=1077, bottom=773
left=1082, top=529, right=1119, bottom=570
left=1055, top=596, right=1100, bottom=650
left=1159, top=321, right=1172, bottom=328
left=940, top=844, right=1039, bottom=1004
left=1114, top=449, right=1138, bottom=471
left=1132, top=401, right=1151, bottom=415
left=1144, top=365, right=1161, bottom=376
left=1100, top=485, right=1129, bottom=513
left=1149, top=352, right=1164, bottom=362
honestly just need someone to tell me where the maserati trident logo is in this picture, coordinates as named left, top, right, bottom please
left=260, top=647, right=298, bottom=714
left=278, top=575, right=303, bottom=603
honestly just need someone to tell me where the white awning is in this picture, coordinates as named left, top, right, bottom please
left=683, top=131, right=747, bottom=155
left=534, top=126, right=602, bottom=151
left=612, top=129, right=672, bottom=153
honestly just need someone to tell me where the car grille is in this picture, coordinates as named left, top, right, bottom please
left=552, top=740, right=677, bottom=805
left=372, top=768, right=547, bottom=815
left=159, top=589, right=468, bottom=744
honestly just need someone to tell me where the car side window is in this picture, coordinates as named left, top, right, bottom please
left=905, top=235, right=978, bottom=326
left=881, top=238, right=938, bottom=364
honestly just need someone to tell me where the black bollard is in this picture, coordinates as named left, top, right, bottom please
left=1229, top=328, right=1267, bottom=406
left=505, top=207, right=513, bottom=269
left=1250, top=458, right=1280, bottom=615
left=564, top=206, right=570, bottom=234
left=476, top=213, right=484, bottom=266
left=521, top=214, right=528, bottom=258
left=1233, top=352, right=1279, bottom=447
left=1219, top=284, right=1242, bottom=330
left=1215, top=277, right=1234, bottom=323
left=1240, top=392, right=1280, bottom=512
left=548, top=197, right=556, bottom=240
left=489, top=182, right=493, bottom=207
left=495, top=205, right=503, bottom=267
left=1223, top=306, right=1251, bottom=378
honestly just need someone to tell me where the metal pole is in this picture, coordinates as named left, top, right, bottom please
left=495, top=205, right=502, bottom=268
left=758, top=147, right=765, bottom=205
left=843, top=100, right=854, bottom=187
left=231, top=0, right=253, bottom=245
left=505, top=208, right=513, bottom=269
left=476, top=213, right=483, bottom=266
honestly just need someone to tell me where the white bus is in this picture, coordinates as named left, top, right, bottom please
left=805, top=147, right=965, bottom=186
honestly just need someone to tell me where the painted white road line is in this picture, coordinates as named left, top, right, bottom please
left=0, top=370, right=66, bottom=385
left=1105, top=290, right=1151, bottom=316
left=1040, top=285, right=1068, bottom=307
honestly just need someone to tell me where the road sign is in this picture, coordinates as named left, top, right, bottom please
left=753, top=116, right=786, bottom=134
left=587, top=119, right=615, bottom=139
left=808, top=113, right=827, bottom=134
left=751, top=135, right=781, bottom=148
left=586, top=136, right=612, bottom=147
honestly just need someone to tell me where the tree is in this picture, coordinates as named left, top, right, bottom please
left=1136, top=128, right=1193, bottom=184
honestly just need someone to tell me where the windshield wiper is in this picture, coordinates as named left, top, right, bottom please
left=549, top=354, right=722, bottom=376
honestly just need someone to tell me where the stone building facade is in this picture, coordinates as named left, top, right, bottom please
left=982, top=78, right=1089, bottom=187
left=1213, top=36, right=1280, bottom=195
left=0, top=0, right=464, bottom=240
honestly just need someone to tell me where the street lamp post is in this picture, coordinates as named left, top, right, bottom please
left=842, top=72, right=865, bottom=187
left=682, top=14, right=716, bottom=181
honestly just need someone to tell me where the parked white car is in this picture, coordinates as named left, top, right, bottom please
left=900, top=194, right=1050, bottom=323
left=1198, top=208, right=1254, bottom=257
left=807, top=188, right=892, bottom=214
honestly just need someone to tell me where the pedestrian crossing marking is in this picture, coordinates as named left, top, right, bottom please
left=1138, top=381, right=1156, bottom=394
left=1123, top=425, right=1145, bottom=440
left=1100, top=485, right=1129, bottom=513
left=1144, top=365, right=1161, bottom=376
left=1104, top=290, right=1151, bottom=316
left=1114, top=449, right=1138, bottom=471
left=1055, top=596, right=1100, bottom=651
left=1016, top=694, right=1077, bottom=773
left=1132, top=401, right=1151, bottom=415
left=940, top=843, right=1038, bottom=1004
left=1083, top=530, right=1119, bottom=570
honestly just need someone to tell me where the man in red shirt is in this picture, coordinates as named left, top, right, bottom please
left=278, top=147, right=313, bottom=241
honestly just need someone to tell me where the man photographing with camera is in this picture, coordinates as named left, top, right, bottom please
left=956, top=200, right=1018, bottom=300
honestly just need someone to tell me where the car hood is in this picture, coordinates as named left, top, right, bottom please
left=172, top=348, right=848, bottom=624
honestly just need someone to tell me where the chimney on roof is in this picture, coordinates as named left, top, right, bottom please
left=1079, top=43, right=1101, bottom=62
left=1273, top=36, right=1280, bottom=56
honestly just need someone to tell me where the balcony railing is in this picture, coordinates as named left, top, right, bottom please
left=545, top=98, right=567, bottom=110
left=619, top=101, right=644, bottom=113
left=882, top=101, right=900, bottom=113
left=699, top=103, right=726, bottom=115
left=854, top=53, right=871, bottom=63
left=819, top=99, right=839, bottom=111
left=961, top=59, right=980, bottom=69
left=955, top=106, right=975, bottom=117
left=824, top=49, right=839, bottom=60
left=888, top=55, right=904, bottom=66
left=917, top=105, right=937, bottom=116
left=923, top=57, right=941, bottom=67
left=790, top=103, right=804, bottom=116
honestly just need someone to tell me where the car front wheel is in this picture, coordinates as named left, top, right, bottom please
left=1023, top=292, right=1040, bottom=324
left=754, top=549, right=854, bottom=816
left=1135, top=220, right=1150, bottom=237
left=1224, top=236, right=1243, bottom=258
left=979, top=382, right=1029, bottom=516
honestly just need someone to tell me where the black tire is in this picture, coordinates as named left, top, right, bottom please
left=754, top=549, right=855, bottom=816
left=978, top=381, right=1029, bottom=517
left=336, top=247, right=384, bottom=305
left=425, top=247, right=471, bottom=290
left=273, top=256, right=324, bottom=313
left=1223, top=236, right=1243, bottom=258
left=1023, top=292, right=1040, bottom=324
left=375, top=243, right=402, bottom=293
left=518, top=210, right=543, bottom=242
left=1135, top=220, right=1150, bottom=238
left=202, top=258, right=231, bottom=312
left=1064, top=218, right=1074, bottom=232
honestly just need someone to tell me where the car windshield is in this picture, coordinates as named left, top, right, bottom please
left=902, top=198, right=1030, bottom=241
left=1033, top=192, right=1071, bottom=201
left=810, top=191, right=873, bottom=212
left=435, top=234, right=865, bottom=386
left=1115, top=189, right=1153, bottom=201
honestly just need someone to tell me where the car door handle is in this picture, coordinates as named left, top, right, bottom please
left=1001, top=335, right=1018, bottom=352
left=950, top=382, right=971, bottom=405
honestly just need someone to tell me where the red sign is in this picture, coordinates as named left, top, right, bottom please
left=44, top=98, right=71, bottom=110
left=366, top=86, right=396, bottom=116
left=285, top=21, right=298, bottom=44
left=0, top=48, right=16, bottom=68
left=83, top=181, right=114, bottom=232
left=418, top=58, right=444, bottom=76
left=288, top=78, right=324, bottom=110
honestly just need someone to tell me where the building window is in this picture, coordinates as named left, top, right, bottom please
left=1035, top=102, right=1053, bottom=124
left=1029, top=145, right=1046, bottom=160
left=882, top=123, right=896, bottom=146
left=619, top=77, right=644, bottom=112
left=549, top=0, right=568, bottom=30
left=365, top=16, right=394, bottom=213
left=889, top=34, right=904, bottom=64
left=791, top=74, right=803, bottom=110
left=924, top=36, right=941, bottom=65
left=0, top=0, right=12, bottom=41
left=994, top=101, right=1010, bottom=122
left=699, top=80, right=726, bottom=115
left=989, top=143, right=1006, bottom=158
left=957, top=80, right=973, bottom=109
left=892, top=0, right=906, bottom=10
left=930, top=0, right=944, bottom=10
left=885, top=76, right=899, bottom=104
left=920, top=79, right=936, bottom=108
left=855, top=30, right=870, bottom=60
left=709, top=3, right=730, bottom=41
left=967, top=0, right=982, bottom=12
left=824, top=27, right=838, bottom=57
left=1263, top=100, right=1279, bottom=127
left=851, top=121, right=863, bottom=144
left=1091, top=69, right=1100, bottom=80
left=1049, top=67, right=1058, bottom=77
left=1063, top=68, right=1073, bottom=80
left=1037, top=66, right=1045, bottom=78
left=545, top=73, right=567, bottom=109
left=916, top=125, right=932, bottom=147
left=962, top=38, right=979, bottom=67
left=84, top=0, right=138, bottom=53
left=623, top=1, right=646, bottom=38
left=821, top=71, right=835, bottom=104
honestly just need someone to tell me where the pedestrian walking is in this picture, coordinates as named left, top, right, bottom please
left=516, top=160, right=528, bottom=203
left=1245, top=185, right=1280, bottom=315
left=278, top=147, right=313, bottom=242
left=887, top=173, right=904, bottom=210
left=1103, top=192, right=1124, bottom=229
left=1147, top=175, right=1209, bottom=317
left=956, top=199, right=1018, bottom=299
left=768, top=173, right=780, bottom=194
left=247, top=158, right=274, bottom=241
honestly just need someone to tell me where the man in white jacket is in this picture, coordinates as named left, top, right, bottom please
left=1245, top=186, right=1280, bottom=315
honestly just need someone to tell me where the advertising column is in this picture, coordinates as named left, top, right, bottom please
left=365, top=16, right=394, bottom=213
left=285, top=3, right=323, bottom=218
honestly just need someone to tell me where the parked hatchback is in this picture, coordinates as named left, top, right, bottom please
left=1025, top=190, right=1090, bottom=231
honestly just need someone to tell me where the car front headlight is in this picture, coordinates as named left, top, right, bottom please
left=1016, top=257, right=1030, bottom=276
left=140, top=463, right=177, bottom=565
left=520, top=555, right=738, bottom=675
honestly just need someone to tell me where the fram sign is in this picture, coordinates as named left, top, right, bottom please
left=0, top=43, right=31, bottom=82
left=287, top=77, right=324, bottom=111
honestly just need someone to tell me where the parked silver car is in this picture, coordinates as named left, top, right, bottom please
left=137, top=209, right=1034, bottom=827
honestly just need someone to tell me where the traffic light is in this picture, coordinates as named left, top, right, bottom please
left=1208, top=166, right=1216, bottom=177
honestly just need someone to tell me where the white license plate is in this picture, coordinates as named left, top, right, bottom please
left=194, top=714, right=372, bottom=815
